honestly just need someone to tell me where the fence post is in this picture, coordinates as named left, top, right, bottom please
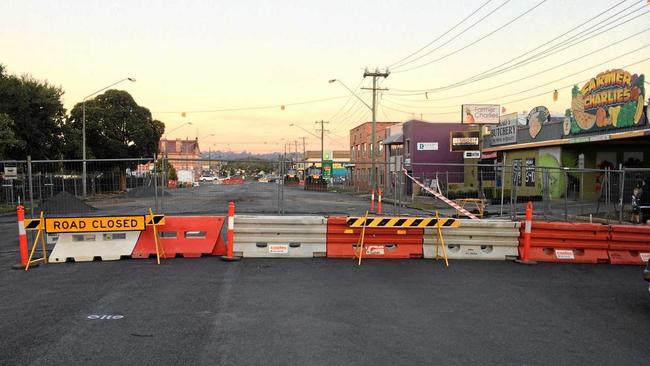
left=563, top=169, right=569, bottom=221
left=27, top=156, right=34, bottom=218
left=619, top=167, right=625, bottom=223
left=153, top=154, right=158, bottom=212
left=161, top=156, right=166, bottom=213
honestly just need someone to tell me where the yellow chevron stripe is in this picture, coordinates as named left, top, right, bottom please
left=346, top=217, right=460, bottom=228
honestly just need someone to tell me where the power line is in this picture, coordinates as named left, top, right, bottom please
left=384, top=37, right=650, bottom=106
left=326, top=77, right=365, bottom=122
left=382, top=56, right=650, bottom=116
left=388, top=0, right=495, bottom=69
left=153, top=93, right=368, bottom=114
left=391, top=0, right=548, bottom=74
left=391, top=1, right=647, bottom=93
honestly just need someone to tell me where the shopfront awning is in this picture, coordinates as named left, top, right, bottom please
left=382, top=133, right=403, bottom=145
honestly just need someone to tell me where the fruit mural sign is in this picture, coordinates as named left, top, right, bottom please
left=570, top=69, right=645, bottom=134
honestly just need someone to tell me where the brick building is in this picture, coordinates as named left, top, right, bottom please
left=159, top=138, right=202, bottom=182
left=350, top=121, right=398, bottom=190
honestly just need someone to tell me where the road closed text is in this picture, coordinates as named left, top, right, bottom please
left=45, top=216, right=146, bottom=233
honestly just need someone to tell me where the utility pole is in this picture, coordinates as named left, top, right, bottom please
left=315, top=120, right=329, bottom=175
left=361, top=68, right=390, bottom=191
left=300, top=137, right=306, bottom=159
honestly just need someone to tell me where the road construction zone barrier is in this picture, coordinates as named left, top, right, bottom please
left=233, top=215, right=327, bottom=258
left=521, top=221, right=610, bottom=264
left=608, top=225, right=650, bottom=265
left=48, top=215, right=150, bottom=263
left=132, top=216, right=225, bottom=259
left=424, top=220, right=520, bottom=260
left=327, top=216, right=425, bottom=259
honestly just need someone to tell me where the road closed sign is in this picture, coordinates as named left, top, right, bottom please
left=45, top=216, right=146, bottom=233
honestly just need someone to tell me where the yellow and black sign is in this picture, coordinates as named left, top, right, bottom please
left=45, top=216, right=146, bottom=233
left=145, top=214, right=165, bottom=226
left=24, top=218, right=44, bottom=230
left=347, top=217, right=459, bottom=228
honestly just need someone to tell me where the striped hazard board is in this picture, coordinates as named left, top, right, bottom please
left=145, top=214, right=165, bottom=226
left=347, top=217, right=459, bottom=228
left=24, top=218, right=44, bottom=230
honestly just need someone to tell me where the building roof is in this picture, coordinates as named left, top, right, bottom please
left=160, top=138, right=200, bottom=154
left=382, top=133, right=403, bottom=145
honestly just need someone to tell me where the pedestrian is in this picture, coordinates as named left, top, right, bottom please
left=631, top=184, right=641, bottom=224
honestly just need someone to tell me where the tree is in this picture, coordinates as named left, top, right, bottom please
left=0, top=113, right=23, bottom=159
left=65, top=90, right=164, bottom=159
left=155, top=158, right=177, bottom=181
left=0, top=64, right=66, bottom=159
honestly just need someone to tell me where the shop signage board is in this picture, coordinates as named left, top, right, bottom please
left=450, top=130, right=480, bottom=151
left=569, top=69, right=645, bottom=134
left=45, top=216, right=147, bottom=233
left=3, top=166, right=17, bottom=180
left=416, top=142, right=438, bottom=151
left=461, top=104, right=500, bottom=124
left=525, top=158, right=535, bottom=187
left=464, top=151, right=480, bottom=159
left=490, top=114, right=518, bottom=145
left=527, top=106, right=551, bottom=139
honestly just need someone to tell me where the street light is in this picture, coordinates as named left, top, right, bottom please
left=165, top=121, right=193, bottom=137
left=289, top=123, right=319, bottom=139
left=82, top=77, right=136, bottom=197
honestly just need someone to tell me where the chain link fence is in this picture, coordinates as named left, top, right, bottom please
left=1, top=157, right=649, bottom=223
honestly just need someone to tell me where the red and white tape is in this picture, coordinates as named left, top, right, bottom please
left=402, top=169, right=480, bottom=220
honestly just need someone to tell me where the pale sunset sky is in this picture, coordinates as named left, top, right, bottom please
left=2, top=0, right=649, bottom=153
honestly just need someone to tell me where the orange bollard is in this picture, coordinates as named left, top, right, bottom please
left=221, top=201, right=240, bottom=261
left=515, top=201, right=536, bottom=265
left=17, top=205, right=28, bottom=266
left=370, top=189, right=375, bottom=213
left=11, top=205, right=33, bottom=270
left=377, top=188, right=382, bottom=215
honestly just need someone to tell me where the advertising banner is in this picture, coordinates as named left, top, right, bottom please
left=490, top=113, right=518, bottom=145
left=450, top=130, right=480, bottom=151
left=569, top=69, right=645, bottom=134
left=461, top=104, right=500, bottom=124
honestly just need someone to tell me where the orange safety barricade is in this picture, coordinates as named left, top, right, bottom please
left=326, top=216, right=423, bottom=259
left=520, top=221, right=610, bottom=264
left=132, top=216, right=225, bottom=258
left=608, top=225, right=650, bottom=265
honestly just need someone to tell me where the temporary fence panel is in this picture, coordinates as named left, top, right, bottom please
left=327, top=216, right=423, bottom=259
left=608, top=225, right=650, bottom=265
left=49, top=231, right=141, bottom=262
left=132, top=216, right=225, bottom=258
left=424, top=220, right=520, bottom=260
left=233, top=215, right=327, bottom=258
left=522, top=221, right=610, bottom=263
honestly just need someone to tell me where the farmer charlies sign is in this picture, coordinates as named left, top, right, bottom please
left=570, top=69, right=645, bottom=134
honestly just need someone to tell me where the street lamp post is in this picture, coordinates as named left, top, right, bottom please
left=82, top=77, right=136, bottom=198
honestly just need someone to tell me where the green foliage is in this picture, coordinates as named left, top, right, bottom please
left=0, top=113, right=24, bottom=159
left=0, top=64, right=66, bottom=159
left=65, top=90, right=165, bottom=159
left=617, top=101, right=637, bottom=127
left=571, top=85, right=580, bottom=98
left=155, top=159, right=177, bottom=180
left=221, top=159, right=274, bottom=175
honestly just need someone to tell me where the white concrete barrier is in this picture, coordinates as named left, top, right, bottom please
left=49, top=231, right=141, bottom=262
left=424, top=220, right=521, bottom=260
left=233, top=215, right=327, bottom=258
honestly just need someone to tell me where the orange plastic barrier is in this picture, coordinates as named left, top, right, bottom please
left=326, top=216, right=423, bottom=259
left=608, top=225, right=650, bottom=265
left=132, top=216, right=225, bottom=258
left=520, top=221, right=609, bottom=264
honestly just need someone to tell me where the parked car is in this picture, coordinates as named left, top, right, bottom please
left=199, top=175, right=216, bottom=182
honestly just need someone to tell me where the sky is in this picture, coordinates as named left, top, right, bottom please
left=2, top=0, right=649, bottom=153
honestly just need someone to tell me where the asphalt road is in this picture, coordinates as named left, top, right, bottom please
left=87, top=182, right=425, bottom=217
left=2, top=248, right=649, bottom=365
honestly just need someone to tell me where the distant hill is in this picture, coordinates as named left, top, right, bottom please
left=201, top=150, right=286, bottom=160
